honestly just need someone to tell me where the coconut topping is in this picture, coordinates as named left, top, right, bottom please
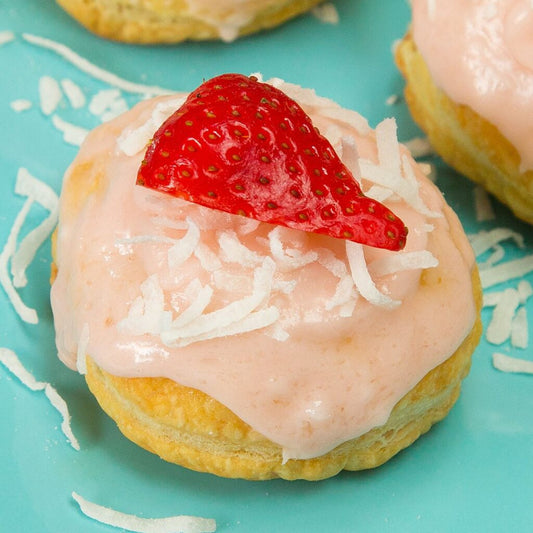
left=51, top=80, right=477, bottom=459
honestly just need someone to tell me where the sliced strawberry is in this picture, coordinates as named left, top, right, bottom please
left=137, top=74, right=408, bottom=251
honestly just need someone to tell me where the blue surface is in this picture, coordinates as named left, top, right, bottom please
left=1, top=1, right=532, bottom=532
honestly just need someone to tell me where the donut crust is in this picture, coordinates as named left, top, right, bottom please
left=55, top=0, right=324, bottom=43
left=395, top=33, right=533, bottom=225
left=82, top=269, right=482, bottom=481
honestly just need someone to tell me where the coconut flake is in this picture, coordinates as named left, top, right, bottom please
left=11, top=169, right=59, bottom=288
left=44, top=383, right=80, bottom=451
left=311, top=3, right=339, bottom=24
left=469, top=228, right=524, bottom=257
left=51, top=114, right=89, bottom=146
left=89, top=88, right=129, bottom=122
left=479, top=255, right=533, bottom=289
left=267, top=227, right=318, bottom=271
left=117, top=97, right=185, bottom=156
left=194, top=243, right=222, bottom=272
left=72, top=492, right=216, bottom=533
left=404, top=136, right=434, bottom=159
left=0, top=347, right=46, bottom=391
left=60, top=78, right=86, bottom=109
left=10, top=99, right=32, bottom=112
left=0, top=348, right=80, bottom=449
left=492, top=353, right=533, bottom=375
left=485, top=288, right=520, bottom=345
left=385, top=94, right=399, bottom=106
left=477, top=244, right=505, bottom=270
left=118, top=275, right=172, bottom=336
left=22, top=33, right=172, bottom=96
left=218, top=230, right=265, bottom=267
left=167, top=218, right=200, bottom=269
left=474, top=185, right=495, bottom=222
left=0, top=168, right=52, bottom=324
left=365, top=185, right=394, bottom=203
left=169, top=281, right=213, bottom=330
left=162, top=258, right=276, bottom=346
left=76, top=323, right=90, bottom=375
left=346, top=241, right=400, bottom=309
left=484, top=280, right=533, bottom=308
left=376, top=118, right=401, bottom=172
left=511, top=307, right=528, bottom=349
left=316, top=248, right=356, bottom=312
left=39, top=75, right=62, bottom=116
left=0, top=30, right=15, bottom=45
left=164, top=307, right=280, bottom=348
left=368, top=250, right=438, bottom=278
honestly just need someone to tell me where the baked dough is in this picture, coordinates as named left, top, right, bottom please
left=55, top=0, right=325, bottom=43
left=396, top=33, right=533, bottom=225
left=74, top=268, right=481, bottom=481
left=51, top=81, right=482, bottom=481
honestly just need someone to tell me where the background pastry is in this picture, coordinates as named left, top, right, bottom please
left=55, top=0, right=325, bottom=43
left=396, top=0, right=533, bottom=224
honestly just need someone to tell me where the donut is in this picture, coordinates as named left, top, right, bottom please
left=396, top=0, right=533, bottom=224
left=50, top=74, right=482, bottom=480
left=55, top=0, right=325, bottom=43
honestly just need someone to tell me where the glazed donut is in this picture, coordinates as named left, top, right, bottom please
left=51, top=74, right=482, bottom=480
left=55, top=0, right=325, bottom=43
left=396, top=0, right=533, bottom=224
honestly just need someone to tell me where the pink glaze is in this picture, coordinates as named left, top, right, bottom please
left=185, top=0, right=282, bottom=41
left=51, top=81, right=477, bottom=460
left=411, top=0, right=533, bottom=172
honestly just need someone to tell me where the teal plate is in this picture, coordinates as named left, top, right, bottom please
left=1, top=1, right=532, bottom=532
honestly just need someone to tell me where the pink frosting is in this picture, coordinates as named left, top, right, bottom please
left=411, top=0, right=533, bottom=172
left=51, top=82, right=477, bottom=460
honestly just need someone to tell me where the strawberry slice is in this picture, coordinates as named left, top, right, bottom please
left=137, top=74, right=408, bottom=251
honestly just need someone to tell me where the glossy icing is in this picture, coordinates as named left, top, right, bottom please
left=51, top=80, right=477, bottom=460
left=411, top=0, right=533, bottom=171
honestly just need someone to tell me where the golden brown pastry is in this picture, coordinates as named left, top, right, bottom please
left=51, top=75, right=482, bottom=480
left=55, top=0, right=325, bottom=43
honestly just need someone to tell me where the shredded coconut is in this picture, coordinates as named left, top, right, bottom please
left=22, top=33, right=172, bottom=96
left=45, top=383, right=81, bottom=451
left=311, top=3, right=340, bottom=24
left=0, top=347, right=46, bottom=391
left=218, top=230, right=265, bottom=267
left=10, top=99, right=32, bottom=112
left=167, top=218, right=200, bottom=269
left=117, top=97, right=185, bottom=156
left=0, top=169, right=59, bottom=324
left=39, top=75, right=62, bottom=116
left=492, top=353, right=533, bottom=375
left=76, top=323, right=90, bottom=375
left=480, top=255, right=533, bottom=289
left=89, top=88, right=129, bottom=122
left=51, top=114, right=89, bottom=146
left=469, top=228, right=524, bottom=257
left=474, top=186, right=495, bottom=222
left=72, top=492, right=216, bottom=533
left=511, top=307, right=528, bottom=349
left=368, top=250, right=438, bottom=278
left=403, top=136, right=434, bottom=159
left=61, top=78, right=86, bottom=109
left=0, top=30, right=15, bottom=45
left=485, top=288, right=521, bottom=345
left=0, top=347, right=80, bottom=450
left=346, top=241, right=400, bottom=309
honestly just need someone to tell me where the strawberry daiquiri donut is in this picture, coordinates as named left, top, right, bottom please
left=50, top=74, right=482, bottom=480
